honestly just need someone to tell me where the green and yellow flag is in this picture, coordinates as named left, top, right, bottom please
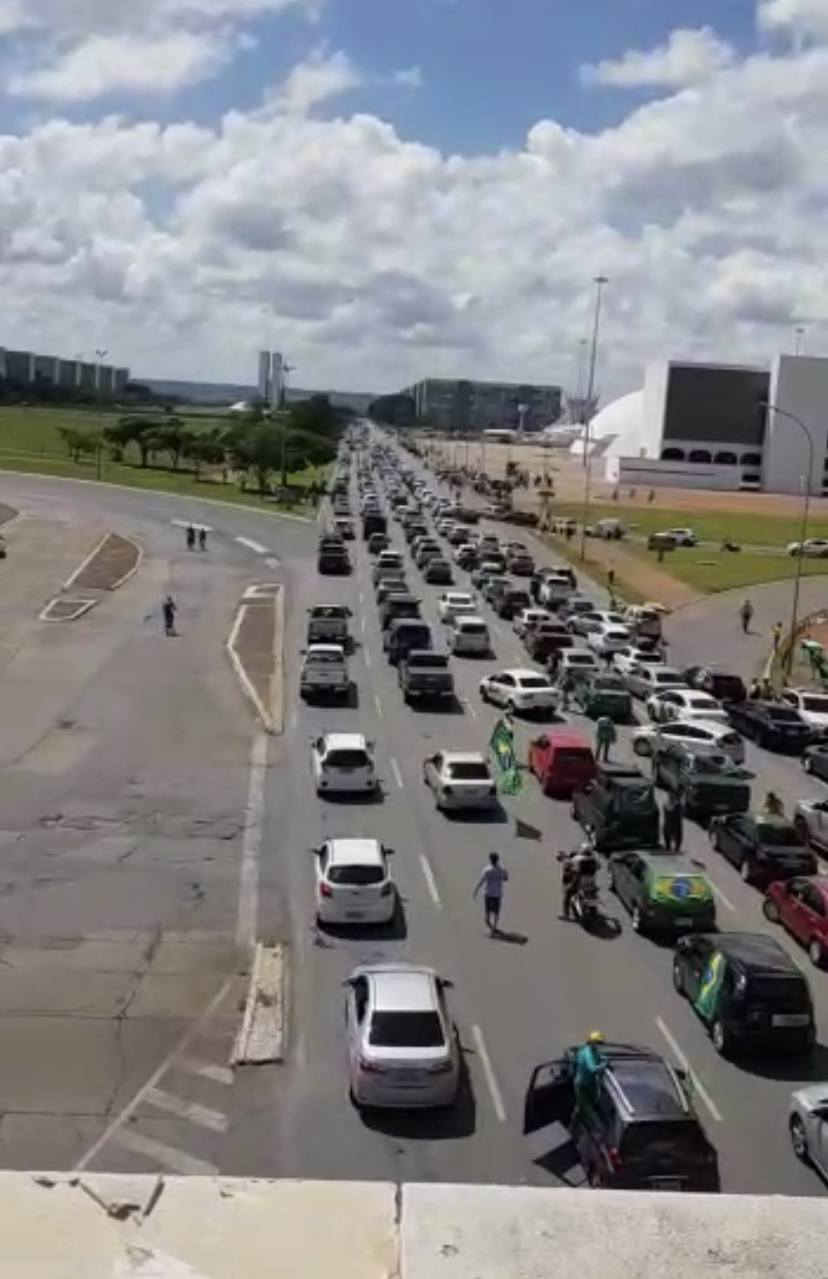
left=489, top=716, right=522, bottom=795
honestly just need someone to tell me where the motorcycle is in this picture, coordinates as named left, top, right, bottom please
left=572, top=881, right=600, bottom=925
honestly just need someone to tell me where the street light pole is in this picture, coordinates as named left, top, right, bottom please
left=94, top=348, right=108, bottom=480
left=762, top=401, right=815, bottom=677
left=579, top=275, right=608, bottom=560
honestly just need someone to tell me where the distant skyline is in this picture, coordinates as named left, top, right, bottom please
left=0, top=1, right=826, bottom=395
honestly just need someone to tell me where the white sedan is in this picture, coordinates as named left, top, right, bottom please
left=479, top=668, right=560, bottom=715
left=646, top=688, right=728, bottom=725
left=437, top=591, right=477, bottom=623
left=513, top=607, right=551, bottom=638
left=587, top=624, right=633, bottom=656
left=612, top=645, right=665, bottom=676
left=422, top=750, right=498, bottom=811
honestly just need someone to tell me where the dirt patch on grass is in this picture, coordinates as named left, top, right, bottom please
left=69, top=532, right=141, bottom=592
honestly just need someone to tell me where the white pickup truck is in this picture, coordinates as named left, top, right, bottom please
left=300, top=644, right=352, bottom=703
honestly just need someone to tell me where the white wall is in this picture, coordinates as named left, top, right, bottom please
left=642, top=361, right=670, bottom=455
left=764, top=355, right=828, bottom=495
left=612, top=456, right=746, bottom=491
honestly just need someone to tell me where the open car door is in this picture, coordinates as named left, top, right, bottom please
left=522, top=1058, right=574, bottom=1135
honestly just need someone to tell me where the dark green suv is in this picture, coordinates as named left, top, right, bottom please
left=652, top=741, right=751, bottom=821
left=572, top=763, right=660, bottom=853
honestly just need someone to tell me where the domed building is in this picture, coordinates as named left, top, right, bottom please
left=567, top=389, right=655, bottom=463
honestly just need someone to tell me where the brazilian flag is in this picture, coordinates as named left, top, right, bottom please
left=489, top=716, right=522, bottom=796
left=695, top=951, right=725, bottom=1022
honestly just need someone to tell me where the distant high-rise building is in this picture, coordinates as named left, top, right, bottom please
left=257, top=351, right=272, bottom=404
left=114, top=367, right=130, bottom=394
left=0, top=346, right=127, bottom=394
left=402, top=377, right=563, bottom=432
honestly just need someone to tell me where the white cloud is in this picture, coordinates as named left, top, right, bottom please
left=758, top=0, right=828, bottom=40
left=2, top=33, right=828, bottom=393
left=272, top=49, right=361, bottom=115
left=394, top=66, right=423, bottom=88
left=581, top=27, right=735, bottom=89
left=8, top=31, right=235, bottom=101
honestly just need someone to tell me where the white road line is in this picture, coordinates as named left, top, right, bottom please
left=361, top=615, right=367, bottom=633
left=655, top=1016, right=723, bottom=1123
left=472, top=1024, right=507, bottom=1122
left=364, top=646, right=372, bottom=668
left=390, top=757, right=404, bottom=789
left=176, top=1057, right=234, bottom=1087
left=419, top=854, right=442, bottom=907
left=63, top=531, right=108, bottom=590
left=144, top=1086, right=229, bottom=1133
left=235, top=536, right=269, bottom=555
left=236, top=733, right=268, bottom=956
left=111, top=1128, right=219, bottom=1176
left=72, top=980, right=233, bottom=1172
left=374, top=691, right=384, bottom=717
left=462, top=698, right=478, bottom=719
left=288, top=704, right=298, bottom=732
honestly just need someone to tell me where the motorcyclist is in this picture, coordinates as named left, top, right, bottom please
left=561, top=843, right=599, bottom=920
left=571, top=1031, right=607, bottom=1126
left=763, top=791, right=784, bottom=818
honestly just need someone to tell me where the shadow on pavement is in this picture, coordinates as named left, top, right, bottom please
left=443, top=807, right=510, bottom=825
left=318, top=898, right=409, bottom=944
left=491, top=927, right=529, bottom=946
left=359, top=1059, right=477, bottom=1141
left=734, top=1041, right=828, bottom=1083
left=532, top=1134, right=586, bottom=1187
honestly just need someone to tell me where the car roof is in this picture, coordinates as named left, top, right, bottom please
left=455, top=614, right=487, bottom=625
left=543, top=730, right=591, bottom=748
left=603, top=1045, right=692, bottom=1121
left=442, top=749, right=487, bottom=765
left=326, top=838, right=383, bottom=865
left=322, top=732, right=368, bottom=750
left=357, top=964, right=440, bottom=1012
left=705, top=931, right=803, bottom=974
left=306, top=644, right=345, bottom=655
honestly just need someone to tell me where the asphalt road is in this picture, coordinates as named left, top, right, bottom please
left=3, top=466, right=828, bottom=1194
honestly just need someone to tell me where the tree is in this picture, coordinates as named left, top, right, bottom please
left=58, top=425, right=99, bottom=463
left=183, top=433, right=226, bottom=479
left=225, top=422, right=283, bottom=494
left=145, top=418, right=189, bottom=469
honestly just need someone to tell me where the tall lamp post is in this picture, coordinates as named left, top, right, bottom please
left=762, top=401, right=815, bottom=677
left=579, top=275, right=608, bottom=560
left=94, top=348, right=108, bottom=480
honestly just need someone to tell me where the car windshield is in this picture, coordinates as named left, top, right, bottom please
left=369, top=1009, right=445, bottom=1048
left=801, top=695, right=828, bottom=714
left=518, top=676, right=551, bottom=690
left=691, top=754, right=729, bottom=774
left=329, top=864, right=385, bottom=886
left=448, top=761, right=490, bottom=780
left=459, top=623, right=487, bottom=635
left=689, top=697, right=720, bottom=710
left=408, top=652, right=448, bottom=668
left=766, top=706, right=802, bottom=722
left=745, top=975, right=810, bottom=1009
left=615, top=783, right=655, bottom=813
left=307, top=650, right=344, bottom=664
left=596, top=676, right=626, bottom=691
left=756, top=821, right=802, bottom=846
left=570, top=654, right=595, bottom=665
left=326, top=749, right=370, bottom=769
left=654, top=671, right=683, bottom=685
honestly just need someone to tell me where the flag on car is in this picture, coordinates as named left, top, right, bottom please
left=489, top=716, right=522, bottom=795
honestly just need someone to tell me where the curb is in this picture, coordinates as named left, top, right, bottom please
left=231, top=942, right=287, bottom=1065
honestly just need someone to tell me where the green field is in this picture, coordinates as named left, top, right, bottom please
left=653, top=549, right=828, bottom=593
left=0, top=406, right=323, bottom=513
left=551, top=501, right=822, bottom=549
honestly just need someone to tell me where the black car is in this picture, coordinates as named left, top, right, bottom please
left=455, top=545, right=479, bottom=570
left=317, top=546, right=352, bottom=575
left=709, top=813, right=817, bottom=887
left=727, top=699, right=811, bottom=752
left=571, top=763, right=661, bottom=853
left=423, top=558, right=453, bottom=585
left=803, top=743, right=828, bottom=781
left=379, top=593, right=421, bottom=629
left=525, top=626, right=573, bottom=662
left=523, top=1042, right=720, bottom=1192
left=673, top=932, right=815, bottom=1059
left=683, top=666, right=747, bottom=704
left=652, top=741, right=751, bottom=821
left=495, top=587, right=531, bottom=620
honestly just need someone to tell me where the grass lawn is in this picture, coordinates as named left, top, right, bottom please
left=652, top=548, right=828, bottom=592
left=0, top=406, right=324, bottom=514
left=549, top=501, right=822, bottom=548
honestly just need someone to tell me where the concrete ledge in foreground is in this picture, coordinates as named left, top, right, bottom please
left=2, top=1176, right=828, bottom=1278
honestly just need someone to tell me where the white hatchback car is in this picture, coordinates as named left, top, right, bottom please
left=513, top=607, right=550, bottom=638
left=312, top=838, right=396, bottom=927
left=632, top=718, right=746, bottom=765
left=345, top=963, right=460, bottom=1110
left=646, top=689, right=728, bottom=725
left=612, top=645, right=664, bottom=676
left=558, top=647, right=600, bottom=676
left=437, top=591, right=477, bottom=623
left=587, top=624, right=633, bottom=656
left=423, top=750, right=497, bottom=811
left=479, top=668, right=559, bottom=715
left=312, top=733, right=378, bottom=796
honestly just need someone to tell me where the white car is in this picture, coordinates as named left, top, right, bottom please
left=558, top=647, right=600, bottom=676
left=632, top=719, right=746, bottom=765
left=446, top=614, right=491, bottom=656
left=513, top=607, right=551, bottom=638
left=423, top=750, right=497, bottom=811
left=781, top=688, right=828, bottom=739
left=626, top=664, right=688, bottom=700
left=312, top=838, right=396, bottom=927
left=664, top=527, right=697, bottom=546
left=787, top=538, right=828, bottom=558
left=612, top=645, right=665, bottom=676
left=437, top=591, right=477, bottom=623
left=646, top=689, right=728, bottom=725
left=345, top=963, right=460, bottom=1110
left=312, top=732, right=379, bottom=796
left=479, top=668, right=559, bottom=714
left=587, top=624, right=633, bottom=656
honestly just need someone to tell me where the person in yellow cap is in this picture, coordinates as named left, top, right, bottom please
left=572, top=1031, right=607, bottom=1127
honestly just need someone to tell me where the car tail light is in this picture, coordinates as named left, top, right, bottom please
left=320, top=883, right=333, bottom=897
left=380, top=882, right=394, bottom=896
left=606, top=1146, right=622, bottom=1172
left=429, top=1059, right=454, bottom=1073
left=358, top=1055, right=387, bottom=1074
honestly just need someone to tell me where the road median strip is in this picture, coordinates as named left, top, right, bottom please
left=226, top=584, right=284, bottom=733
left=231, top=942, right=288, bottom=1064
left=39, top=530, right=144, bottom=623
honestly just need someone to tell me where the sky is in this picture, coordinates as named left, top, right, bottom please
left=0, top=0, right=827, bottom=397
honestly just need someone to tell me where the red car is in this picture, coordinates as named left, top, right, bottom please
left=528, top=731, right=596, bottom=799
left=763, top=877, right=828, bottom=967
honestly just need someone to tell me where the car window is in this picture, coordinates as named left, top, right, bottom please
left=368, top=1010, right=445, bottom=1047
left=520, top=676, right=552, bottom=690
left=802, top=695, right=828, bottom=714
left=620, top=1120, right=710, bottom=1164
left=326, top=749, right=370, bottom=769
left=353, top=977, right=369, bottom=1021
left=448, top=761, right=490, bottom=780
left=328, top=863, right=385, bottom=886
left=802, top=885, right=826, bottom=915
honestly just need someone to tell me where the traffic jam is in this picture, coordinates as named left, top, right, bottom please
left=296, top=424, right=828, bottom=1194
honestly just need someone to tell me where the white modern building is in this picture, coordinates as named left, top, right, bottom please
left=588, top=354, right=828, bottom=496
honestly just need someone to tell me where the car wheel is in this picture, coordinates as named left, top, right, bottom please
left=632, top=737, right=650, bottom=757
left=790, top=1115, right=810, bottom=1163
left=480, top=685, right=489, bottom=703
left=672, top=960, right=685, bottom=995
left=711, top=1019, right=729, bottom=1056
left=762, top=898, right=780, bottom=923
left=809, top=937, right=826, bottom=968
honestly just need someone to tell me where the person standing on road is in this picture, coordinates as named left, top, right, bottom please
left=198, top=527, right=207, bottom=551
left=162, top=594, right=177, bottom=636
left=772, top=621, right=783, bottom=652
left=662, top=789, right=684, bottom=851
left=473, top=852, right=509, bottom=935
left=186, top=524, right=196, bottom=550
left=740, top=599, right=753, bottom=634
left=595, top=715, right=616, bottom=762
